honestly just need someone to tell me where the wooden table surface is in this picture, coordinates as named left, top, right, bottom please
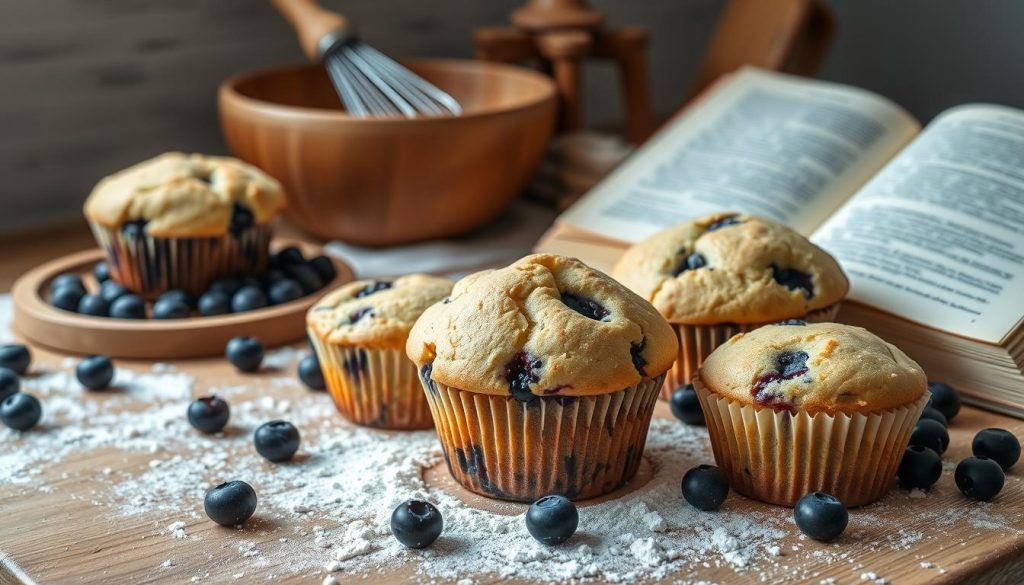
left=1, top=224, right=1023, bottom=585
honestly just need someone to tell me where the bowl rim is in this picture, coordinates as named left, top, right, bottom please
left=218, top=58, right=557, bottom=124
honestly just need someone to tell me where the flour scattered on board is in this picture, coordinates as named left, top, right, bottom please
left=0, top=337, right=1021, bottom=583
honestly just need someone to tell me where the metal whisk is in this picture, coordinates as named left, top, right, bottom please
left=272, top=0, right=462, bottom=118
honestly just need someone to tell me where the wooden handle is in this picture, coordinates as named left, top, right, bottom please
left=270, top=0, right=350, bottom=61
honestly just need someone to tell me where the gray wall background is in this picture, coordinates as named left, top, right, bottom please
left=2, top=0, right=1022, bottom=233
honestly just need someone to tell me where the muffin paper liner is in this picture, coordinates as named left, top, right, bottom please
left=311, top=337, right=433, bottom=431
left=420, top=374, right=664, bottom=502
left=694, top=377, right=928, bottom=507
left=664, top=303, right=841, bottom=399
left=90, top=223, right=272, bottom=297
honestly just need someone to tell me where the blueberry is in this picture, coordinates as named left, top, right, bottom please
left=774, top=319, right=807, bottom=326
left=93, top=261, right=111, bottom=283
left=120, top=219, right=148, bottom=239
left=706, top=215, right=742, bottom=231
left=76, top=355, right=114, bottom=390
left=670, top=384, right=704, bottom=426
left=204, top=480, right=257, bottom=526
left=231, top=286, right=268, bottom=313
left=927, top=381, right=961, bottom=421
left=152, top=298, right=190, bottom=320
left=793, top=492, right=848, bottom=541
left=110, top=294, right=146, bottom=319
left=919, top=407, right=948, bottom=428
left=955, top=456, right=1005, bottom=501
left=208, top=277, right=242, bottom=296
left=681, top=464, right=729, bottom=511
left=260, top=268, right=288, bottom=288
left=972, top=428, right=1020, bottom=471
left=504, top=351, right=541, bottom=402
left=77, top=294, right=110, bottom=317
left=909, top=419, right=949, bottom=455
left=229, top=203, right=254, bottom=236
left=309, top=256, right=337, bottom=282
left=254, top=420, right=301, bottom=462
left=187, top=395, right=230, bottom=433
left=284, top=264, right=323, bottom=294
left=51, top=273, right=85, bottom=296
left=355, top=281, right=392, bottom=298
left=561, top=293, right=610, bottom=321
left=52, top=286, right=84, bottom=312
left=0, top=368, right=20, bottom=401
left=0, top=392, right=42, bottom=431
left=390, top=500, right=443, bottom=549
left=298, top=355, right=326, bottom=390
left=158, top=289, right=194, bottom=310
left=275, top=246, right=305, bottom=265
left=268, top=279, right=304, bottom=305
left=897, top=445, right=942, bottom=490
left=672, top=252, right=706, bottom=276
left=197, top=291, right=231, bottom=317
left=100, top=280, right=130, bottom=304
left=226, top=336, right=264, bottom=372
left=0, top=344, right=31, bottom=375
left=525, top=495, right=578, bottom=545
left=771, top=265, right=814, bottom=298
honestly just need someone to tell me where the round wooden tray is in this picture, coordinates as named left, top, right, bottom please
left=11, top=239, right=354, bottom=359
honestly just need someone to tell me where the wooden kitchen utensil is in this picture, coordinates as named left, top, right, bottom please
left=11, top=240, right=353, bottom=359
left=271, top=0, right=460, bottom=117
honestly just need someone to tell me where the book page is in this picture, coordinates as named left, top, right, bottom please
left=812, top=105, right=1024, bottom=344
left=558, top=67, right=919, bottom=241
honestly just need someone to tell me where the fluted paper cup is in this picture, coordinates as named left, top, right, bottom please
left=90, top=223, right=272, bottom=298
left=694, top=377, right=927, bottom=507
left=311, top=336, right=433, bottom=430
left=420, top=374, right=663, bottom=502
left=664, top=303, right=841, bottom=399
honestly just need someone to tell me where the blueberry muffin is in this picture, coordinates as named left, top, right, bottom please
left=308, top=274, right=453, bottom=430
left=695, top=322, right=927, bottom=507
left=612, top=212, right=849, bottom=399
left=84, top=152, right=286, bottom=297
left=406, top=254, right=677, bottom=501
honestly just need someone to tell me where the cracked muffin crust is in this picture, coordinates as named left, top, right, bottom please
left=84, top=152, right=287, bottom=238
left=308, top=274, right=454, bottom=350
left=612, top=213, right=849, bottom=325
left=406, top=254, right=678, bottom=398
left=699, top=322, right=926, bottom=414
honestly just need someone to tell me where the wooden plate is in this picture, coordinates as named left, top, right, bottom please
left=10, top=239, right=353, bottom=359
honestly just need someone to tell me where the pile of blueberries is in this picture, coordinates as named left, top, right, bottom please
left=668, top=380, right=1021, bottom=542
left=49, top=246, right=336, bottom=319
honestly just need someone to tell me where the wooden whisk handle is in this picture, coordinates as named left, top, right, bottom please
left=271, top=0, right=351, bottom=61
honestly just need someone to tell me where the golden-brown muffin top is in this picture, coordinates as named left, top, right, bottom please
left=406, top=254, right=678, bottom=398
left=84, top=152, right=286, bottom=237
left=307, top=274, right=454, bottom=350
left=612, top=213, right=848, bottom=325
left=698, top=322, right=926, bottom=414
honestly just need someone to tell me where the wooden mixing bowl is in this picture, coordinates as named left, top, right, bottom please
left=219, top=59, right=557, bottom=246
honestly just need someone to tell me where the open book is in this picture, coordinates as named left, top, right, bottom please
left=536, top=67, right=1024, bottom=417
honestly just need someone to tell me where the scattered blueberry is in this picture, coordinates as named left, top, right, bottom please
left=670, top=384, right=705, bottom=426
left=525, top=495, right=578, bottom=545
left=93, top=261, right=111, bottom=283
left=356, top=281, right=392, bottom=298
left=152, top=298, right=190, bottom=320
left=158, top=289, right=195, bottom=310
left=52, top=286, right=84, bottom=312
left=909, top=419, right=949, bottom=455
left=198, top=290, right=231, bottom=317
left=771, top=265, right=814, bottom=298
left=561, top=293, right=610, bottom=321
left=51, top=273, right=85, bottom=296
left=505, top=351, right=541, bottom=402
left=275, top=246, right=305, bottom=265
left=706, top=215, right=742, bottom=231
left=897, top=445, right=942, bottom=490
left=0, top=344, right=31, bottom=375
left=927, top=381, right=961, bottom=421
left=77, top=294, right=110, bottom=317
left=254, top=420, right=301, bottom=462
left=208, top=277, right=242, bottom=297
left=188, top=395, right=230, bottom=433
left=100, top=280, right=130, bottom=304
left=284, top=264, right=323, bottom=294
left=268, top=279, right=304, bottom=305
left=298, top=355, right=326, bottom=390
left=226, top=336, right=264, bottom=372
left=793, top=492, right=848, bottom=541
left=0, top=368, right=20, bottom=401
left=261, top=268, right=287, bottom=288
left=919, top=407, right=948, bottom=428
left=955, top=456, right=1005, bottom=501
left=309, top=255, right=337, bottom=282
left=972, top=428, right=1020, bottom=471
left=76, top=355, right=114, bottom=390
left=204, top=480, right=257, bottom=526
left=681, top=464, right=729, bottom=511
left=0, top=392, right=42, bottom=431
left=110, top=294, right=146, bottom=319
left=231, top=286, right=268, bottom=313
left=390, top=500, right=443, bottom=549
